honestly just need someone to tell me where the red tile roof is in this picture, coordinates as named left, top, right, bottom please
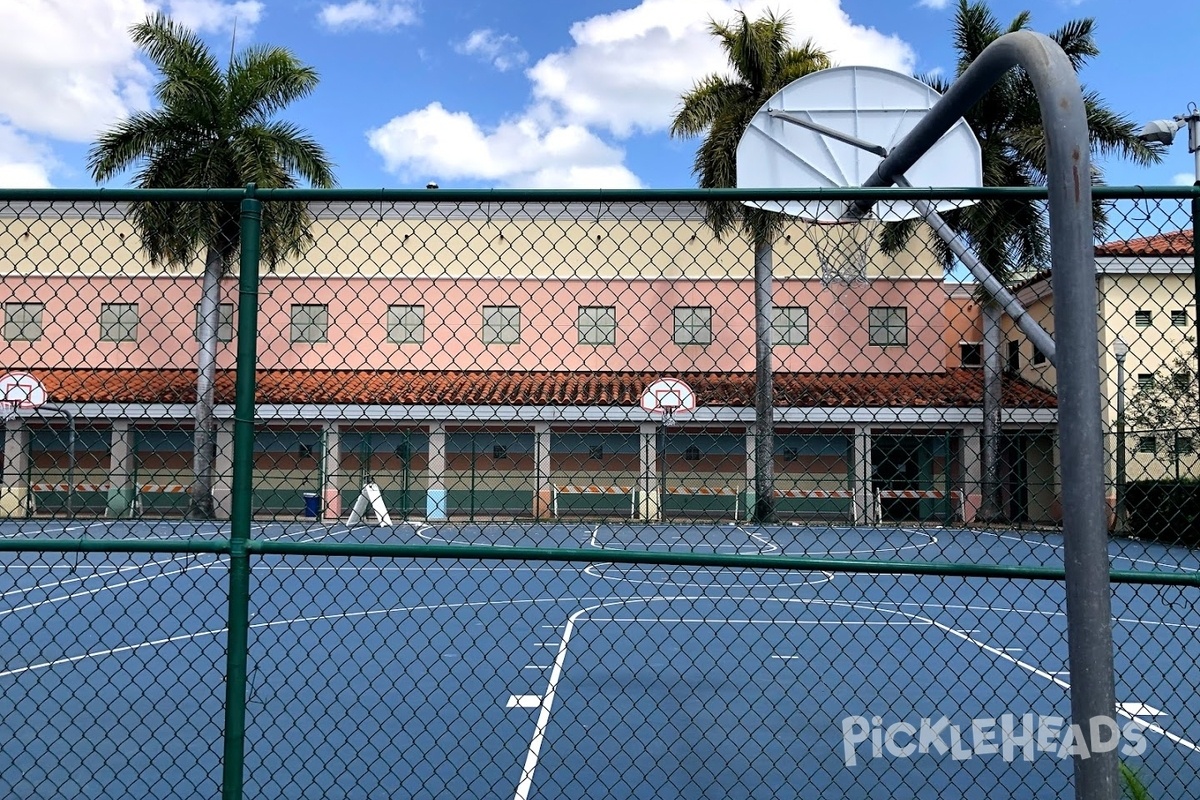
left=1095, top=230, right=1192, bottom=257
left=27, top=368, right=1057, bottom=409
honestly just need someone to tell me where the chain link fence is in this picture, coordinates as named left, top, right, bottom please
left=0, top=187, right=1197, bottom=798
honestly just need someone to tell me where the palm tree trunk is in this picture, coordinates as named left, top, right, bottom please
left=753, top=238, right=775, bottom=522
left=188, top=247, right=222, bottom=519
left=979, top=299, right=1003, bottom=521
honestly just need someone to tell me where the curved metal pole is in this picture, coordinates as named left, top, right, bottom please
left=862, top=30, right=1114, bottom=800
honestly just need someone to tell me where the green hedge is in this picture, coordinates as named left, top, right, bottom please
left=1125, top=480, right=1200, bottom=547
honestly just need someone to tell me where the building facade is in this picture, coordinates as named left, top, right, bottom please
left=0, top=200, right=1059, bottom=523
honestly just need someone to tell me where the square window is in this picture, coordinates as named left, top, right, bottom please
left=588, top=445, right=604, bottom=460
left=684, top=445, right=701, bottom=461
left=1172, top=310, right=1189, bottom=327
left=1032, top=346, right=1047, bottom=366
left=960, top=342, right=982, bottom=367
left=780, top=446, right=800, bottom=462
left=387, top=304, right=424, bottom=344
left=1134, top=310, right=1152, bottom=328
left=1138, top=437, right=1157, bottom=454
left=395, top=443, right=411, bottom=460
left=194, top=303, right=234, bottom=342
left=868, top=306, right=907, bottom=346
left=578, top=306, right=617, bottom=345
left=290, top=304, right=328, bottom=343
left=3, top=302, right=43, bottom=341
left=1005, top=340, right=1020, bottom=372
left=100, top=303, right=138, bottom=342
left=1136, top=373, right=1154, bottom=390
left=297, top=443, right=314, bottom=459
left=1173, top=371, right=1191, bottom=391
left=772, top=306, right=810, bottom=345
left=482, top=305, right=521, bottom=344
left=1176, top=437, right=1195, bottom=455
left=673, top=306, right=712, bottom=345
left=492, top=444, right=508, bottom=460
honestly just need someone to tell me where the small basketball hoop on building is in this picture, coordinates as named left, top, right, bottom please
left=0, top=372, right=47, bottom=419
left=640, top=378, right=696, bottom=428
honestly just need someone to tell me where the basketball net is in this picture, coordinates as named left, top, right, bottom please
left=815, top=218, right=872, bottom=289
left=660, top=400, right=679, bottom=428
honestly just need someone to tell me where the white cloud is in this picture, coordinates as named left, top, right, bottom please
left=0, top=0, right=265, bottom=146
left=456, top=29, right=528, bottom=72
left=527, top=0, right=917, bottom=138
left=167, top=0, right=262, bottom=34
left=368, top=0, right=920, bottom=188
left=367, top=102, right=642, bottom=189
left=318, top=0, right=417, bottom=31
left=917, top=0, right=951, bottom=8
left=0, top=124, right=56, bottom=188
left=1173, top=172, right=1196, bottom=186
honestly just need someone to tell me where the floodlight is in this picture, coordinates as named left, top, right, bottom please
left=1137, top=118, right=1184, bottom=146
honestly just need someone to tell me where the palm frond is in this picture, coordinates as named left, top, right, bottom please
left=228, top=45, right=321, bottom=122
left=671, top=75, right=745, bottom=139
left=1050, top=17, right=1099, bottom=70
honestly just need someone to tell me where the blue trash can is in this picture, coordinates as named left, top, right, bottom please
left=302, top=492, right=319, bottom=518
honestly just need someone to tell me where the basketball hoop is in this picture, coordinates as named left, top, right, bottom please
left=814, top=218, right=873, bottom=288
left=0, top=372, right=46, bottom=420
left=640, top=378, right=696, bottom=428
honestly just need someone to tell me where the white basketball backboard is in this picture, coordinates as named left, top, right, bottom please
left=736, top=65, right=983, bottom=222
left=0, top=371, right=47, bottom=412
left=640, top=378, right=696, bottom=426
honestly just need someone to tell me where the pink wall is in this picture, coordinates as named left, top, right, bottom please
left=2, top=275, right=950, bottom=374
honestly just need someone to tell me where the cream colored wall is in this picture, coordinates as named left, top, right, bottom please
left=0, top=204, right=945, bottom=281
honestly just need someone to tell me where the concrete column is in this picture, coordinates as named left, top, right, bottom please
left=961, top=424, right=982, bottom=524
left=213, top=419, right=235, bottom=520
left=426, top=423, right=448, bottom=520
left=853, top=426, right=873, bottom=525
left=106, top=420, right=135, bottom=518
left=744, top=425, right=756, bottom=522
left=533, top=423, right=551, bottom=519
left=638, top=422, right=660, bottom=522
left=0, top=419, right=31, bottom=517
left=322, top=423, right=342, bottom=521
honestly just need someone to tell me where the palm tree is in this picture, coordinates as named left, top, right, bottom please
left=880, top=0, right=1162, bottom=521
left=671, top=10, right=831, bottom=522
left=88, top=13, right=336, bottom=519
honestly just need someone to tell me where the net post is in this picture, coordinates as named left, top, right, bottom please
left=222, top=185, right=261, bottom=800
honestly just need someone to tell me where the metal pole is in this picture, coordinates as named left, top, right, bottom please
left=753, top=239, right=776, bottom=522
left=222, top=186, right=261, bottom=800
left=858, top=31, right=1117, bottom=799
left=1192, top=184, right=1199, bottom=419
left=1115, top=341, right=1126, bottom=532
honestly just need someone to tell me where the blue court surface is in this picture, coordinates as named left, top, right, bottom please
left=1, top=519, right=1197, bottom=798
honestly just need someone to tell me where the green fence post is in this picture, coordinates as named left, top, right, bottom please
left=222, top=185, right=261, bottom=800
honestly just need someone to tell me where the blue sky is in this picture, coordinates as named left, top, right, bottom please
left=3, top=0, right=1198, bottom=191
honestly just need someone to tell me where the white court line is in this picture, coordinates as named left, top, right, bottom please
left=977, top=530, right=1200, bottom=574
left=891, top=606, right=1200, bottom=754
left=601, top=616, right=931, bottom=626
left=0, top=523, right=351, bottom=621
left=0, top=522, right=280, bottom=606
left=0, top=594, right=597, bottom=680
left=514, top=596, right=653, bottom=800
left=851, top=598, right=1200, bottom=633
